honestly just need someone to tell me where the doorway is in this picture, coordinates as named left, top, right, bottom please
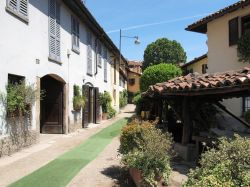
left=82, top=84, right=100, bottom=128
left=40, top=75, right=64, bottom=134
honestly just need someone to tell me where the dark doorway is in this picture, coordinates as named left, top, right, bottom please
left=40, top=75, right=64, bottom=134
left=82, top=84, right=100, bottom=128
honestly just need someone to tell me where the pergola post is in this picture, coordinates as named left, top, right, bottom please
left=182, top=97, right=191, bottom=145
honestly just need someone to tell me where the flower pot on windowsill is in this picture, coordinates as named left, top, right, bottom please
left=129, top=168, right=163, bottom=187
left=102, top=112, right=108, bottom=120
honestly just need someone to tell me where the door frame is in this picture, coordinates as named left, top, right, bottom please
left=39, top=74, right=67, bottom=134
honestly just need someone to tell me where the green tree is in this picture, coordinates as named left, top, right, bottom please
left=143, top=38, right=186, bottom=70
left=140, top=63, right=182, bottom=92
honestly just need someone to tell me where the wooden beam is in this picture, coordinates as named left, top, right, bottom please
left=182, top=97, right=192, bottom=145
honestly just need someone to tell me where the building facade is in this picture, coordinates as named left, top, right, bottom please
left=0, top=0, right=126, bottom=156
left=181, top=54, right=208, bottom=75
left=186, top=0, right=250, bottom=116
left=127, top=61, right=142, bottom=103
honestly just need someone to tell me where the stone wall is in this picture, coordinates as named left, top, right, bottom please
left=0, top=130, right=39, bottom=158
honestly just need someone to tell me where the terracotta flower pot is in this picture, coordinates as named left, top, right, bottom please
left=129, top=168, right=163, bottom=187
left=102, top=112, right=108, bottom=120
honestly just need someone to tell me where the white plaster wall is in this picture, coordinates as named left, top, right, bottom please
left=207, top=6, right=250, bottom=116
left=0, top=0, right=115, bottom=135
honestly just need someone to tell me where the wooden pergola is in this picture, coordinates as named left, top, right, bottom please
left=142, top=67, right=250, bottom=145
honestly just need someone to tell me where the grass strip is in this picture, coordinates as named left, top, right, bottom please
left=10, top=118, right=128, bottom=187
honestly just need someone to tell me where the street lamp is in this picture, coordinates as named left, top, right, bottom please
left=119, top=29, right=140, bottom=67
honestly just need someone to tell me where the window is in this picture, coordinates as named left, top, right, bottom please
left=129, top=78, right=135, bottom=86
left=119, top=75, right=125, bottom=88
left=97, top=41, right=102, bottom=68
left=104, top=48, right=108, bottom=82
left=87, top=31, right=93, bottom=76
left=202, top=64, right=208, bottom=74
left=6, top=0, right=29, bottom=22
left=242, top=15, right=250, bottom=35
left=49, top=0, right=61, bottom=62
left=229, top=17, right=239, bottom=46
left=114, top=59, right=117, bottom=85
left=71, top=16, right=80, bottom=53
left=8, top=74, right=25, bottom=85
left=243, top=97, right=250, bottom=113
left=186, top=68, right=193, bottom=74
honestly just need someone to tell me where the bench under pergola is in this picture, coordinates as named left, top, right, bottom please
left=142, top=67, right=250, bottom=145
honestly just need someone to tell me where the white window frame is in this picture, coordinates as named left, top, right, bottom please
left=48, top=0, right=61, bottom=63
left=6, top=0, right=29, bottom=22
left=87, top=31, right=93, bottom=76
left=71, top=16, right=80, bottom=54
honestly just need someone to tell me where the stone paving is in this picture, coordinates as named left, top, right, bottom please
left=0, top=104, right=135, bottom=187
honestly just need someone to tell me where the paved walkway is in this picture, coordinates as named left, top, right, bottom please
left=0, top=104, right=135, bottom=187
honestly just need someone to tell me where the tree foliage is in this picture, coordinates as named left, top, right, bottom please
left=237, top=33, right=250, bottom=63
left=143, top=38, right=187, bottom=70
left=140, top=63, right=182, bottom=92
left=184, top=135, right=250, bottom=187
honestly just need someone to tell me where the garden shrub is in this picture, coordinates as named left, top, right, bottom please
left=5, top=81, right=36, bottom=116
left=132, top=92, right=142, bottom=115
left=73, top=85, right=85, bottom=111
left=99, top=91, right=116, bottom=119
left=119, top=90, right=128, bottom=108
left=120, top=119, right=173, bottom=186
left=237, top=33, right=250, bottom=63
left=107, top=105, right=116, bottom=119
left=140, top=63, right=182, bottom=92
left=184, top=134, right=250, bottom=187
left=99, top=92, right=112, bottom=113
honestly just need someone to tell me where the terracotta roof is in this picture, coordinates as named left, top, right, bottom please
left=143, top=67, right=250, bottom=97
left=181, top=54, right=207, bottom=68
left=128, top=61, right=143, bottom=66
left=186, top=0, right=250, bottom=33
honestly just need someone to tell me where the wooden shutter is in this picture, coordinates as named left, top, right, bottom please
left=104, top=48, right=108, bottom=82
left=98, top=42, right=102, bottom=67
left=8, top=0, right=18, bottom=11
left=55, top=1, right=60, bottom=59
left=19, top=0, right=28, bottom=17
left=94, top=87, right=100, bottom=124
left=229, top=17, right=239, bottom=46
left=49, top=0, right=60, bottom=61
left=82, top=85, right=89, bottom=128
left=87, top=32, right=92, bottom=75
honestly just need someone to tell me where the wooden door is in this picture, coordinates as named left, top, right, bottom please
left=94, top=87, right=100, bottom=124
left=41, top=76, right=63, bottom=134
left=82, top=85, right=90, bottom=128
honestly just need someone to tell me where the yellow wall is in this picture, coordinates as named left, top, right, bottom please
left=186, top=57, right=208, bottom=74
left=128, top=71, right=141, bottom=93
left=110, top=58, right=120, bottom=111
left=206, top=6, right=250, bottom=116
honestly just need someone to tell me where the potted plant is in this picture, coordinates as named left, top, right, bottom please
left=73, top=85, right=85, bottom=111
left=99, top=92, right=112, bottom=120
left=119, top=119, right=174, bottom=187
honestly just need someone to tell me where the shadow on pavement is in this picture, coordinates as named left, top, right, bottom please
left=101, top=165, right=136, bottom=187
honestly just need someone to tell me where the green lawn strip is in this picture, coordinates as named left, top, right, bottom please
left=9, top=118, right=128, bottom=187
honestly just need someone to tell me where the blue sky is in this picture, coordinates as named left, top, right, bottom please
left=86, top=0, right=238, bottom=62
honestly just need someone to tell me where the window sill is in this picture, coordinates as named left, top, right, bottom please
left=6, top=7, right=29, bottom=23
left=48, top=56, right=62, bottom=65
left=72, top=47, right=80, bottom=55
left=87, top=72, right=93, bottom=77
